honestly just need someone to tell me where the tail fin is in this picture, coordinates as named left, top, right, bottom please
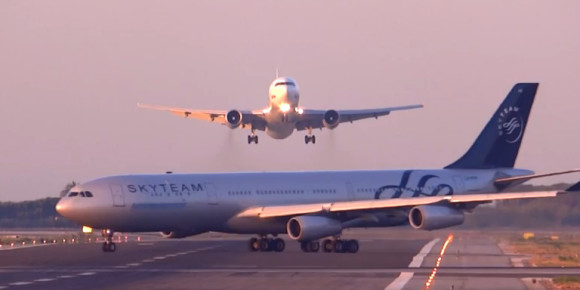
left=445, top=83, right=539, bottom=169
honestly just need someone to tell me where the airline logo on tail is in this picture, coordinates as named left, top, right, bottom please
left=497, top=106, right=523, bottom=143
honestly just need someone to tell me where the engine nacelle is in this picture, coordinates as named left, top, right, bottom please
left=323, top=110, right=340, bottom=129
left=159, top=230, right=198, bottom=239
left=286, top=216, right=342, bottom=241
left=226, top=110, right=243, bottom=128
left=408, top=205, right=464, bottom=230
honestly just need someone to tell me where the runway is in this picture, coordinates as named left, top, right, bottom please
left=1, top=229, right=578, bottom=289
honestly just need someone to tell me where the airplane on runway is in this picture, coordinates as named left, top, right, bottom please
left=57, top=83, right=580, bottom=253
left=137, top=77, right=423, bottom=144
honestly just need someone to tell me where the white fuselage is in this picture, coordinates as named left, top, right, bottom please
left=263, top=77, right=302, bottom=139
left=56, top=168, right=532, bottom=235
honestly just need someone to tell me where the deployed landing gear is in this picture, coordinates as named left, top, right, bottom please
left=322, top=238, right=359, bottom=253
left=102, top=229, right=116, bottom=253
left=305, top=127, right=316, bottom=144
left=248, top=236, right=285, bottom=252
left=247, top=135, right=258, bottom=144
left=300, top=240, right=320, bottom=252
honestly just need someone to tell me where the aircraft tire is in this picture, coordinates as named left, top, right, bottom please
left=300, top=241, right=309, bottom=252
left=333, top=240, right=345, bottom=253
left=273, top=238, right=285, bottom=252
left=346, top=239, right=359, bottom=253
left=259, top=238, right=271, bottom=251
left=322, top=239, right=333, bottom=252
left=249, top=238, right=259, bottom=252
left=308, top=241, right=320, bottom=252
left=312, top=135, right=316, bottom=144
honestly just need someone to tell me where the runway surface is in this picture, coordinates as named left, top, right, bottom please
left=1, top=229, right=579, bottom=289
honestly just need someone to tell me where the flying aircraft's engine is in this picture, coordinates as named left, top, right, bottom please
left=286, top=216, right=342, bottom=241
left=322, top=110, right=340, bottom=129
left=226, top=110, right=243, bottom=128
left=408, top=205, right=464, bottom=231
left=159, top=231, right=195, bottom=239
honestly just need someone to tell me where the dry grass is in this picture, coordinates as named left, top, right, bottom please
left=508, top=234, right=580, bottom=267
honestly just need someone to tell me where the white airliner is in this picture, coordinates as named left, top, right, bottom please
left=137, top=77, right=423, bottom=144
left=57, top=83, right=580, bottom=253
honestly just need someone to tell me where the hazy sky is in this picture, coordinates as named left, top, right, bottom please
left=1, top=1, right=580, bottom=201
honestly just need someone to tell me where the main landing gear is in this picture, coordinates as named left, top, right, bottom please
left=301, top=238, right=359, bottom=253
left=102, top=229, right=116, bottom=253
left=247, top=135, right=258, bottom=144
left=305, top=127, right=315, bottom=144
left=248, top=236, right=285, bottom=252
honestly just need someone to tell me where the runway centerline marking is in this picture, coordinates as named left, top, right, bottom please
left=384, top=238, right=440, bottom=290
left=34, top=278, right=56, bottom=282
left=9, top=282, right=33, bottom=286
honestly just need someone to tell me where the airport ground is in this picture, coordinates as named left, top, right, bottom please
left=1, top=228, right=580, bottom=290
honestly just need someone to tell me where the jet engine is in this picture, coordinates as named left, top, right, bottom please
left=322, top=110, right=340, bottom=129
left=226, top=110, right=243, bottom=128
left=286, top=216, right=342, bottom=241
left=408, top=205, right=464, bottom=230
left=159, top=230, right=200, bottom=239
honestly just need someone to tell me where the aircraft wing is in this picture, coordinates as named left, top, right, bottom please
left=294, top=104, right=423, bottom=131
left=236, top=191, right=559, bottom=218
left=137, top=103, right=267, bottom=131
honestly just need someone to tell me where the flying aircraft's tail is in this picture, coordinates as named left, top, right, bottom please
left=445, top=83, right=539, bottom=169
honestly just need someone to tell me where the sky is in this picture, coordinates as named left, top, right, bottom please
left=1, top=1, right=580, bottom=201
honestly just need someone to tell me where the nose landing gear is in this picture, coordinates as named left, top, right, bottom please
left=305, top=127, right=316, bottom=144
left=102, top=229, right=116, bottom=252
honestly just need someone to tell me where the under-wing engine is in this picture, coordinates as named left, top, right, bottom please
left=322, top=110, right=340, bottom=129
left=226, top=110, right=243, bottom=128
left=286, top=215, right=342, bottom=241
left=159, top=230, right=201, bottom=239
left=408, top=205, right=464, bottom=230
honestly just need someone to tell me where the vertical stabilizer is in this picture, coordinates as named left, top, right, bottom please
left=445, top=83, right=539, bottom=169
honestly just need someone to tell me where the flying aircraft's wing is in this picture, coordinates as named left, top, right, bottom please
left=294, top=104, right=423, bottom=131
left=137, top=103, right=267, bottom=131
left=235, top=191, right=559, bottom=218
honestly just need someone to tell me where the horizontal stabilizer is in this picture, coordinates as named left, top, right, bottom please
left=566, top=181, right=580, bottom=192
left=494, top=169, right=580, bottom=185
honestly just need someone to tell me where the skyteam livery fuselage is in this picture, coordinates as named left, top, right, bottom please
left=57, top=83, right=580, bottom=253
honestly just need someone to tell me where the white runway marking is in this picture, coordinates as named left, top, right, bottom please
left=142, top=259, right=155, bottom=263
left=126, top=263, right=141, bottom=267
left=10, top=281, right=33, bottom=286
left=58, top=275, right=74, bottom=279
left=384, top=238, right=440, bottom=290
left=78, top=272, right=96, bottom=276
left=34, top=278, right=55, bottom=282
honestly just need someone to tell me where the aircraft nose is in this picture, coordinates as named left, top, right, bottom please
left=55, top=198, right=72, bottom=218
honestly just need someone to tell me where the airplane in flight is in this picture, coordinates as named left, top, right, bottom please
left=137, top=77, right=423, bottom=144
left=57, top=82, right=580, bottom=253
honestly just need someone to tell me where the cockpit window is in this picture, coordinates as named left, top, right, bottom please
left=67, top=191, right=93, bottom=198
left=274, top=81, right=295, bottom=87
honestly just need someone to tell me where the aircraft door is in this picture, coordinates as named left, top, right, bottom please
left=205, top=183, right=218, bottom=205
left=345, top=182, right=355, bottom=201
left=110, top=184, right=126, bottom=207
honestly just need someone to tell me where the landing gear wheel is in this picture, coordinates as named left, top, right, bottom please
left=300, top=241, right=309, bottom=252
left=273, top=238, right=285, bottom=252
left=322, top=239, right=333, bottom=253
left=307, top=241, right=320, bottom=252
left=247, top=135, right=258, bottom=144
left=305, top=135, right=316, bottom=144
left=102, top=242, right=116, bottom=252
left=346, top=239, right=359, bottom=253
left=311, top=135, right=316, bottom=144
left=259, top=238, right=272, bottom=251
left=249, top=237, right=259, bottom=252
left=333, top=240, right=345, bottom=253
